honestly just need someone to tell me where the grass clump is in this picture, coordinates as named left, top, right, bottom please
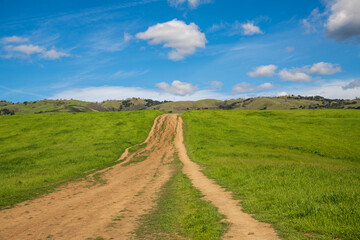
left=129, top=142, right=147, bottom=153
left=0, top=111, right=162, bottom=208
left=182, top=109, right=360, bottom=240
left=136, top=153, right=227, bottom=240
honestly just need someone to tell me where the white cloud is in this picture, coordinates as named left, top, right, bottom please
left=208, top=22, right=227, bottom=32
left=50, top=79, right=360, bottom=102
left=278, top=69, right=312, bottom=82
left=302, top=8, right=325, bottom=34
left=241, top=22, right=263, bottom=35
left=2, top=36, right=29, bottom=43
left=325, top=0, right=360, bottom=41
left=51, top=85, right=230, bottom=102
left=157, top=80, right=198, bottom=96
left=3, top=37, right=69, bottom=60
left=208, top=21, right=265, bottom=37
left=277, top=92, right=289, bottom=97
left=168, top=0, right=211, bottom=9
left=232, top=82, right=274, bottom=93
left=278, top=62, right=341, bottom=81
left=136, top=19, right=206, bottom=61
left=42, top=48, right=70, bottom=59
left=5, top=44, right=44, bottom=55
left=123, top=32, right=133, bottom=42
left=248, top=64, right=277, bottom=77
left=210, top=81, right=223, bottom=89
left=308, top=62, right=342, bottom=75
left=295, top=80, right=360, bottom=99
left=342, top=79, right=360, bottom=90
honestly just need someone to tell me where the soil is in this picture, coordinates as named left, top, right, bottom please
left=0, top=114, right=280, bottom=240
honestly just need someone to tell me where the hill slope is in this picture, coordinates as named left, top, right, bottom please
left=1, top=96, right=359, bottom=115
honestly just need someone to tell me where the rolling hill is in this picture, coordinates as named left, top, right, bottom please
left=1, top=96, right=359, bottom=115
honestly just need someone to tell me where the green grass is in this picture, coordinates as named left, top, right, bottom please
left=182, top=109, right=360, bottom=240
left=129, top=142, right=147, bottom=153
left=0, top=110, right=162, bottom=208
left=136, top=153, right=227, bottom=240
left=122, top=155, right=148, bottom=166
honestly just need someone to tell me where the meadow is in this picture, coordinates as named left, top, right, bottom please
left=182, top=110, right=360, bottom=240
left=0, top=111, right=162, bottom=208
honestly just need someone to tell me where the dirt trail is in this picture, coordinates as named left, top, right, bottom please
left=174, top=116, right=280, bottom=240
left=0, top=114, right=178, bottom=240
left=0, top=114, right=280, bottom=240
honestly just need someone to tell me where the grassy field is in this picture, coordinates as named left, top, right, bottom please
left=136, top=153, right=227, bottom=240
left=0, top=111, right=162, bottom=208
left=182, top=110, right=360, bottom=240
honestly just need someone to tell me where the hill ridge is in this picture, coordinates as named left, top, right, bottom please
left=1, top=96, right=359, bottom=115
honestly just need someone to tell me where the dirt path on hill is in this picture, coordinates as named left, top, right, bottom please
left=174, top=117, right=280, bottom=240
left=0, top=114, right=177, bottom=240
left=0, top=114, right=280, bottom=240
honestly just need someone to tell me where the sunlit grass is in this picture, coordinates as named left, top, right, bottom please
left=182, top=109, right=360, bottom=240
left=0, top=111, right=162, bottom=208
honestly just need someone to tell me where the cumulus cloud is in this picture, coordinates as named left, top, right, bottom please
left=208, top=21, right=264, bottom=37
left=303, top=0, right=360, bottom=41
left=51, top=85, right=231, bottom=102
left=278, top=62, right=341, bottom=81
left=241, top=22, right=263, bottom=35
left=50, top=79, right=360, bottom=102
left=308, top=62, right=342, bottom=75
left=168, top=0, right=211, bottom=9
left=232, top=82, right=274, bottom=93
left=2, top=36, right=29, bottom=43
left=277, top=92, right=289, bottom=97
left=4, top=44, right=70, bottom=59
left=210, top=81, right=223, bottom=89
left=42, top=48, right=70, bottom=59
left=248, top=65, right=278, bottom=77
left=325, top=0, right=360, bottom=41
left=342, top=79, right=360, bottom=90
left=2, top=37, right=70, bottom=60
left=156, top=80, right=198, bottom=96
left=136, top=19, right=206, bottom=61
left=278, top=69, right=312, bottom=82
left=295, top=80, right=360, bottom=99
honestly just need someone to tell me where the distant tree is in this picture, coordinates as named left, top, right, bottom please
left=122, top=100, right=132, bottom=108
left=0, top=108, right=15, bottom=115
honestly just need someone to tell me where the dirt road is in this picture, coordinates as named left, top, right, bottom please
left=0, top=114, right=279, bottom=240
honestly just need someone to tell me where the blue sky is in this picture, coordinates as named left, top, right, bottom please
left=1, top=0, right=359, bottom=102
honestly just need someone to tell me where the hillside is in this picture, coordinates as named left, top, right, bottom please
left=0, top=96, right=359, bottom=115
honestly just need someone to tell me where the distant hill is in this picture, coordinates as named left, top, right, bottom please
left=0, top=96, right=359, bottom=115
